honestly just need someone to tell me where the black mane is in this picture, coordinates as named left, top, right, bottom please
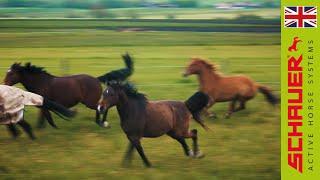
left=11, top=62, right=49, bottom=74
left=112, top=82, right=148, bottom=106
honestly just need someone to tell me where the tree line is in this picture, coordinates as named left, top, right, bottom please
left=0, top=0, right=279, bottom=9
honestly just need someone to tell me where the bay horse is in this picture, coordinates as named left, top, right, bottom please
left=3, top=54, right=133, bottom=128
left=0, top=85, right=74, bottom=139
left=183, top=58, right=279, bottom=118
left=97, top=82, right=209, bottom=167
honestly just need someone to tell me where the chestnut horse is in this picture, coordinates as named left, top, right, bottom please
left=97, top=82, right=209, bottom=167
left=3, top=54, right=133, bottom=128
left=183, top=58, right=279, bottom=118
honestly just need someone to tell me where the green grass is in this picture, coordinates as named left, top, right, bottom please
left=0, top=21, right=280, bottom=179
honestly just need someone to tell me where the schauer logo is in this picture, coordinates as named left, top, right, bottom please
left=287, top=36, right=303, bottom=173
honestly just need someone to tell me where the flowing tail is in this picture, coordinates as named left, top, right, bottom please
left=257, top=84, right=279, bottom=105
left=42, top=99, right=76, bottom=120
left=97, top=53, right=134, bottom=84
left=185, top=91, right=210, bottom=131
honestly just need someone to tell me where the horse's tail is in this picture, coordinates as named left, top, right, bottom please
left=122, top=53, right=134, bottom=75
left=42, top=99, right=76, bottom=120
left=185, top=91, right=210, bottom=131
left=97, top=53, right=134, bottom=84
left=257, top=84, right=279, bottom=105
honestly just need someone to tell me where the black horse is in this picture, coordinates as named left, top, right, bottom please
left=98, top=82, right=209, bottom=167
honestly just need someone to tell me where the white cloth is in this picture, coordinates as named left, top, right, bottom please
left=0, top=85, right=43, bottom=124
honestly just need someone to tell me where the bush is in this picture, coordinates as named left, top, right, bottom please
left=4, top=0, right=28, bottom=7
left=99, top=0, right=142, bottom=8
left=170, top=0, right=198, bottom=8
left=261, top=0, right=278, bottom=8
left=63, top=0, right=93, bottom=9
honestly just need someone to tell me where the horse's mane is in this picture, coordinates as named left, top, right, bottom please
left=112, top=82, right=148, bottom=107
left=11, top=62, right=49, bottom=75
left=191, top=58, right=219, bottom=72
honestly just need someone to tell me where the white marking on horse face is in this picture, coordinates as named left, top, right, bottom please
left=106, top=89, right=109, bottom=94
left=97, top=105, right=102, bottom=112
left=7, top=68, right=12, bottom=73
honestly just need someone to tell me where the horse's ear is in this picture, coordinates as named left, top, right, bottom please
left=12, top=62, right=20, bottom=66
left=11, top=62, right=22, bottom=70
left=25, top=62, right=32, bottom=67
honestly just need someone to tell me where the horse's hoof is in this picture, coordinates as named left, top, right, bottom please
left=209, top=114, right=218, bottom=119
left=224, top=113, right=231, bottom=119
left=188, top=150, right=194, bottom=157
left=100, top=121, right=111, bottom=128
left=193, top=151, right=205, bottom=159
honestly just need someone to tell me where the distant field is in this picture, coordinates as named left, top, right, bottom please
left=0, top=20, right=280, bottom=179
left=0, top=7, right=280, bottom=19
left=0, top=18, right=280, bottom=32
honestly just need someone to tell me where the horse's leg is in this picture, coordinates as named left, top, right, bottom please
left=95, top=109, right=101, bottom=125
left=185, top=129, right=203, bottom=158
left=99, top=111, right=110, bottom=128
left=43, top=109, right=58, bottom=129
left=167, top=131, right=191, bottom=157
left=122, top=143, right=135, bottom=166
left=233, top=100, right=246, bottom=112
left=203, top=107, right=217, bottom=119
left=128, top=137, right=151, bottom=167
left=203, top=99, right=217, bottom=119
left=6, top=124, right=21, bottom=139
left=37, top=109, right=46, bottom=129
left=18, top=119, right=36, bottom=140
left=225, top=100, right=237, bottom=118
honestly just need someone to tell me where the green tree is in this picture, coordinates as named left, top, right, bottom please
left=170, top=0, right=198, bottom=8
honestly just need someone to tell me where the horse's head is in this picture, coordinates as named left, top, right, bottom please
left=98, top=82, right=147, bottom=114
left=183, top=58, right=217, bottom=77
left=4, top=63, right=23, bottom=85
left=97, top=83, right=122, bottom=114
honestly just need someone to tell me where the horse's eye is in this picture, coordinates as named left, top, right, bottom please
left=104, top=89, right=114, bottom=96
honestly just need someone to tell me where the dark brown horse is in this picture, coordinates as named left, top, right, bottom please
left=3, top=54, right=133, bottom=128
left=183, top=58, right=279, bottom=118
left=97, top=82, right=209, bottom=167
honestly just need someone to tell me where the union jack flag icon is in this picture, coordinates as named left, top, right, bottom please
left=284, top=6, right=317, bottom=28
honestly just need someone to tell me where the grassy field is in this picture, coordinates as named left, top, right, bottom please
left=0, top=20, right=280, bottom=179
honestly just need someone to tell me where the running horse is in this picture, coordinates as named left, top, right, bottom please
left=97, top=82, right=209, bottom=167
left=3, top=54, right=133, bottom=128
left=0, top=85, right=74, bottom=139
left=183, top=58, right=279, bottom=118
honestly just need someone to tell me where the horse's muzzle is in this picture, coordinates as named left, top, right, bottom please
left=97, top=103, right=106, bottom=114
